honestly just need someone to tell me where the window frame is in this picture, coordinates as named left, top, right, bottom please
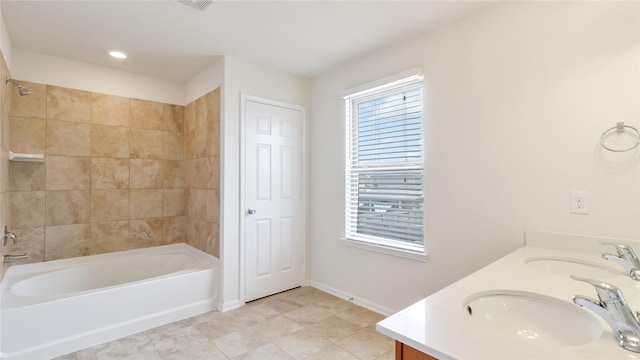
left=342, top=68, right=427, bottom=262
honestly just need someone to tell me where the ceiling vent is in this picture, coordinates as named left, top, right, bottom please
left=176, top=0, right=214, bottom=12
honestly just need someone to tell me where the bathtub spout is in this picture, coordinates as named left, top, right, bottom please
left=4, top=253, right=28, bottom=263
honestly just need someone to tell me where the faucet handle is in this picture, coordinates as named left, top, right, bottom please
left=2, top=225, right=16, bottom=247
left=601, top=242, right=639, bottom=260
left=571, top=275, right=627, bottom=305
left=601, top=242, right=640, bottom=280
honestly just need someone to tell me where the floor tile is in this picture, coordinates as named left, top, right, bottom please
left=336, top=306, right=386, bottom=328
left=305, top=315, right=361, bottom=343
left=273, top=327, right=333, bottom=359
left=283, top=304, right=334, bottom=325
left=191, top=310, right=247, bottom=340
left=212, top=327, right=270, bottom=359
left=252, top=315, right=305, bottom=341
left=93, top=333, right=161, bottom=360
left=232, top=343, right=295, bottom=360
left=336, top=326, right=394, bottom=359
left=317, top=297, right=360, bottom=315
left=148, top=319, right=226, bottom=360
left=374, top=349, right=397, bottom=360
left=155, top=339, right=227, bottom=360
left=55, top=348, right=96, bottom=360
left=55, top=287, right=392, bottom=360
left=306, top=343, right=361, bottom=360
left=262, top=296, right=306, bottom=314
left=230, top=302, right=282, bottom=327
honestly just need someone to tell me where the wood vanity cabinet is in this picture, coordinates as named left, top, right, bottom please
left=395, top=341, right=438, bottom=360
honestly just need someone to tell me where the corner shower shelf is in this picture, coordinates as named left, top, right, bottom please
left=9, top=151, right=44, bottom=162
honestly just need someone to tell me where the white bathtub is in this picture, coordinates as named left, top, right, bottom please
left=0, top=243, right=218, bottom=359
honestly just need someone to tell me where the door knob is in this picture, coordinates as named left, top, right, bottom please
left=247, top=208, right=256, bottom=215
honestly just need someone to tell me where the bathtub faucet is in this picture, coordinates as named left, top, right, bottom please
left=601, top=242, right=640, bottom=281
left=2, top=225, right=16, bottom=246
left=571, top=275, right=640, bottom=353
left=4, top=254, right=28, bottom=263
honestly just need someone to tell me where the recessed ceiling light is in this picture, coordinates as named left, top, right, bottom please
left=177, top=0, right=213, bottom=12
left=109, top=50, right=128, bottom=59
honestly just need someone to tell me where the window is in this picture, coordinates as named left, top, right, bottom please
left=344, top=69, right=425, bottom=259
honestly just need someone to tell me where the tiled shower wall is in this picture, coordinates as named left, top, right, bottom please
left=0, top=53, right=11, bottom=278
left=184, top=89, right=220, bottom=257
left=5, top=82, right=220, bottom=263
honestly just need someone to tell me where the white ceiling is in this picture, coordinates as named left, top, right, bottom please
left=1, top=1, right=498, bottom=82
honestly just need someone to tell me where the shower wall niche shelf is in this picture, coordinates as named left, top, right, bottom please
left=9, top=151, right=44, bottom=162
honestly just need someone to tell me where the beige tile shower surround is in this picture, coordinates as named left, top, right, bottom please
left=0, top=53, right=11, bottom=279
left=5, top=80, right=220, bottom=265
left=56, top=287, right=395, bottom=360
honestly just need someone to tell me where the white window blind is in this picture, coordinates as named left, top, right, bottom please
left=344, top=72, right=424, bottom=253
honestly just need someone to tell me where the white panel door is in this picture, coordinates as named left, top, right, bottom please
left=244, top=98, right=304, bottom=302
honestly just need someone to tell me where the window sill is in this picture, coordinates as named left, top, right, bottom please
left=340, top=238, right=429, bottom=262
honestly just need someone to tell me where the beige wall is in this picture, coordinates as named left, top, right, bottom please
left=5, top=82, right=220, bottom=263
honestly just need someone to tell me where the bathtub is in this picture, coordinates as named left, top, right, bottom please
left=0, top=243, right=218, bottom=359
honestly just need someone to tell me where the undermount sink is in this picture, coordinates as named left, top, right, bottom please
left=525, top=256, right=622, bottom=278
left=463, top=291, right=602, bottom=346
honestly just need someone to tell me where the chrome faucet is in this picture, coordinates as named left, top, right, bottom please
left=571, top=275, right=640, bottom=352
left=2, top=225, right=26, bottom=263
left=2, top=225, right=16, bottom=246
left=601, top=242, right=640, bottom=281
left=3, top=254, right=28, bottom=263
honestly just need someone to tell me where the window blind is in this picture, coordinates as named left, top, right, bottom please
left=345, top=76, right=424, bottom=249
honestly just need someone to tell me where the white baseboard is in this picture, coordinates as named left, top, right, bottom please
left=308, top=280, right=395, bottom=316
left=219, top=299, right=242, bottom=312
left=219, top=282, right=397, bottom=316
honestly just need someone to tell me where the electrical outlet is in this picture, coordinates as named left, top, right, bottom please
left=570, top=191, right=589, bottom=214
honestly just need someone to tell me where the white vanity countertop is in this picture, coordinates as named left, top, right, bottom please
left=377, top=234, right=640, bottom=359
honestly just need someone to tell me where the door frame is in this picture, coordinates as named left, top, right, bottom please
left=239, top=93, right=307, bottom=305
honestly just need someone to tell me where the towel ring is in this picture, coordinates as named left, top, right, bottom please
left=600, top=122, right=640, bottom=152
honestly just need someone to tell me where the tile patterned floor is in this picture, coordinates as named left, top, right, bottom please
left=56, top=287, right=395, bottom=360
